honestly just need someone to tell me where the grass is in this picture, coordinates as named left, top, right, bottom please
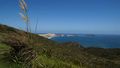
left=0, top=43, right=83, bottom=68
left=0, top=43, right=13, bottom=68
left=0, top=42, right=82, bottom=68
left=1, top=0, right=118, bottom=67
left=32, top=55, right=82, bottom=68
left=0, top=24, right=120, bottom=68
left=0, top=43, right=11, bottom=56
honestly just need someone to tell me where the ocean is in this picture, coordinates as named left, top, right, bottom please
left=51, top=34, right=120, bottom=48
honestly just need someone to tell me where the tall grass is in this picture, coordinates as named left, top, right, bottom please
left=2, top=0, right=37, bottom=66
left=19, top=0, right=30, bottom=33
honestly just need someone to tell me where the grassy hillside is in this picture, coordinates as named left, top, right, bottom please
left=0, top=24, right=120, bottom=68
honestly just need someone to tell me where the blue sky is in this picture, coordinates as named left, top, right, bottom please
left=0, top=0, right=120, bottom=34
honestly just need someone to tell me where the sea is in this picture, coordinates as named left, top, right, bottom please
left=51, top=34, right=120, bottom=48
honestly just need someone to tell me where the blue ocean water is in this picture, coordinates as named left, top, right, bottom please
left=51, top=34, right=120, bottom=48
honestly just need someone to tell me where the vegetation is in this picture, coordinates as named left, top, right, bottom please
left=19, top=0, right=30, bottom=32
left=0, top=24, right=120, bottom=68
left=0, top=0, right=120, bottom=68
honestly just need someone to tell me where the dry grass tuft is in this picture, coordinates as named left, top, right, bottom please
left=19, top=0, right=29, bottom=32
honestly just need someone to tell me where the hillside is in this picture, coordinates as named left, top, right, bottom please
left=0, top=24, right=120, bottom=68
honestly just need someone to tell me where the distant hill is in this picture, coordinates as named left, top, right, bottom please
left=0, top=24, right=120, bottom=68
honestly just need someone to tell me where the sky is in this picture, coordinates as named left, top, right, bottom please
left=0, top=0, right=120, bottom=34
